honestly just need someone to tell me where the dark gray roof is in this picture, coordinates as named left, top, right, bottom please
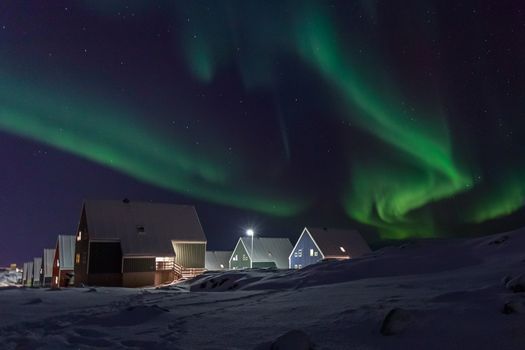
left=238, top=237, right=293, bottom=269
left=305, top=227, right=371, bottom=258
left=205, top=251, right=231, bottom=270
left=83, top=200, right=206, bottom=256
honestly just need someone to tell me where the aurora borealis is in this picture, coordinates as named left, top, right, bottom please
left=1, top=0, right=525, bottom=263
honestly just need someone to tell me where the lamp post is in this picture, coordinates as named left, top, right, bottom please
left=246, top=229, right=254, bottom=268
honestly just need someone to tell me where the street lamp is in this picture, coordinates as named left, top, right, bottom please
left=246, top=229, right=254, bottom=268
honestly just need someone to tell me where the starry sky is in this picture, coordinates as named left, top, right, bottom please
left=2, top=0, right=525, bottom=265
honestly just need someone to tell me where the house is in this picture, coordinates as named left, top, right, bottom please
left=41, top=248, right=55, bottom=287
left=229, top=237, right=292, bottom=269
left=52, top=235, right=76, bottom=288
left=32, top=257, right=42, bottom=287
left=74, top=199, right=207, bottom=288
left=205, top=251, right=232, bottom=271
left=289, top=227, right=371, bottom=269
left=24, top=261, right=34, bottom=287
left=22, top=262, right=30, bottom=286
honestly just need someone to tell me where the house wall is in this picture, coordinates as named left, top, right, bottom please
left=74, top=208, right=90, bottom=286
left=289, top=232, right=322, bottom=269
left=81, top=241, right=123, bottom=287
left=230, top=241, right=251, bottom=269
left=122, top=272, right=155, bottom=287
left=173, top=243, right=206, bottom=268
left=52, top=247, right=60, bottom=288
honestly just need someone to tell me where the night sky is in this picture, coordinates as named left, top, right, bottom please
left=2, top=1, right=525, bottom=265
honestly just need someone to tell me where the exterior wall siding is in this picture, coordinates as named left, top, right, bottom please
left=123, top=257, right=155, bottom=273
left=289, top=232, right=322, bottom=269
left=74, top=208, right=90, bottom=286
left=173, top=243, right=205, bottom=268
left=230, top=241, right=251, bottom=269
left=122, top=272, right=155, bottom=287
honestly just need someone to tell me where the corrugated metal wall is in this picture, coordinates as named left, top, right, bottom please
left=123, top=257, right=155, bottom=273
left=173, top=243, right=205, bottom=268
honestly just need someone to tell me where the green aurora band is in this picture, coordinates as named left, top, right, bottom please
left=0, top=74, right=306, bottom=216
left=295, top=8, right=473, bottom=238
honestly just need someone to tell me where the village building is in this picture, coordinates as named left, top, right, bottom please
left=41, top=248, right=55, bottom=287
left=229, top=237, right=292, bottom=269
left=289, top=227, right=371, bottom=269
left=74, top=199, right=207, bottom=287
left=205, top=251, right=232, bottom=271
left=24, top=261, right=34, bottom=287
left=52, top=235, right=76, bottom=288
left=32, top=257, right=42, bottom=287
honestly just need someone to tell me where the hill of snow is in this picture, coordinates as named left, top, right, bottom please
left=2, top=229, right=525, bottom=349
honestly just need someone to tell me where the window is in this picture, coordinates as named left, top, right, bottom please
left=232, top=255, right=238, bottom=261
left=54, top=276, right=58, bottom=285
left=242, top=254, right=248, bottom=261
left=56, top=259, right=60, bottom=268
left=75, top=254, right=80, bottom=264
left=298, top=264, right=302, bottom=268
left=220, top=264, right=224, bottom=269
left=294, top=251, right=298, bottom=257
left=339, top=246, right=346, bottom=253
left=294, top=264, right=298, bottom=269
left=298, top=249, right=302, bottom=257
left=268, top=251, right=272, bottom=257
left=136, top=225, right=146, bottom=235
left=77, top=231, right=82, bottom=241
left=314, top=251, right=318, bottom=257
left=310, top=249, right=314, bottom=257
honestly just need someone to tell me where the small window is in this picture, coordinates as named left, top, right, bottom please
left=294, top=264, right=298, bottom=269
left=75, top=253, right=80, bottom=264
left=294, top=252, right=298, bottom=257
left=232, top=255, right=238, bottom=261
left=56, top=259, right=60, bottom=267
left=242, top=254, right=248, bottom=261
left=54, top=276, right=58, bottom=284
left=220, top=264, right=224, bottom=269
left=298, top=264, right=302, bottom=268
left=77, top=231, right=82, bottom=241
left=136, top=225, right=146, bottom=235
left=339, top=246, right=346, bottom=253
left=314, top=251, right=318, bottom=257
left=298, top=249, right=302, bottom=257
left=310, top=249, right=314, bottom=257
left=268, top=251, right=272, bottom=257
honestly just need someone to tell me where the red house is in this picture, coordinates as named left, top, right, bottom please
left=52, top=235, right=76, bottom=288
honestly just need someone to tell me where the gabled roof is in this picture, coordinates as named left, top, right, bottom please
left=33, top=257, right=42, bottom=278
left=205, top=251, right=231, bottom=270
left=82, top=200, right=206, bottom=257
left=22, top=262, right=29, bottom=281
left=26, top=261, right=34, bottom=280
left=57, top=235, right=76, bottom=270
left=238, top=237, right=293, bottom=269
left=43, top=249, right=55, bottom=277
left=304, top=227, right=371, bottom=258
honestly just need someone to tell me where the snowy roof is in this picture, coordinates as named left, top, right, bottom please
left=56, top=235, right=76, bottom=270
left=43, top=249, right=55, bottom=277
left=22, top=262, right=29, bottom=281
left=304, top=227, right=371, bottom=258
left=239, top=237, right=293, bottom=269
left=205, top=251, right=232, bottom=270
left=33, top=257, right=42, bottom=278
left=83, top=200, right=206, bottom=256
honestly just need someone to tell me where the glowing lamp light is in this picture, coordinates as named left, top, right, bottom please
left=246, top=229, right=254, bottom=236
left=339, top=246, right=346, bottom=253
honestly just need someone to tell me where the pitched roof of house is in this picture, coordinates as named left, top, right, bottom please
left=22, top=262, right=29, bottom=281
left=56, top=235, right=76, bottom=270
left=305, top=227, right=371, bottom=258
left=205, top=251, right=231, bottom=270
left=82, top=200, right=206, bottom=257
left=238, top=237, right=293, bottom=269
left=26, top=261, right=34, bottom=280
left=43, top=248, right=55, bottom=278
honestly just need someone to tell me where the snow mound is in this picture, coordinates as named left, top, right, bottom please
left=255, top=330, right=313, bottom=350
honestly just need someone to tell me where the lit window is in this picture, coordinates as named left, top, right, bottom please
left=314, top=251, right=318, bottom=256
left=232, top=255, right=238, bottom=261
left=294, top=252, right=298, bottom=257
left=294, top=264, right=298, bottom=269
left=310, top=249, right=314, bottom=256
left=54, top=276, right=58, bottom=284
left=268, top=252, right=272, bottom=257
left=339, top=246, right=346, bottom=253
left=56, top=259, right=60, bottom=267
left=75, top=254, right=80, bottom=264
left=242, top=254, right=248, bottom=261
left=77, top=231, right=82, bottom=241
left=220, top=264, right=224, bottom=269
left=298, top=249, right=302, bottom=257
left=298, top=264, right=302, bottom=268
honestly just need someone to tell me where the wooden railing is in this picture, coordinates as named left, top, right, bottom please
left=173, top=263, right=205, bottom=280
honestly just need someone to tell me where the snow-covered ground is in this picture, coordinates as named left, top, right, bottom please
left=2, top=229, right=525, bottom=349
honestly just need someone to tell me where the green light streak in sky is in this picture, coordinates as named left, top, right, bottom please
left=295, top=8, right=473, bottom=237
left=0, top=74, right=306, bottom=216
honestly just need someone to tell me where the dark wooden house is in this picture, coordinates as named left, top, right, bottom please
left=74, top=199, right=207, bottom=287
left=289, top=227, right=371, bottom=269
